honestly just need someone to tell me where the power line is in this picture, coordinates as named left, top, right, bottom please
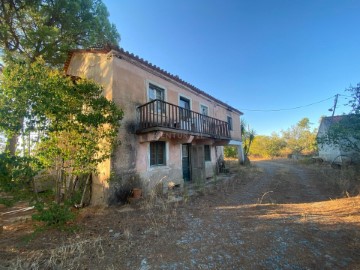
left=240, top=95, right=336, bottom=112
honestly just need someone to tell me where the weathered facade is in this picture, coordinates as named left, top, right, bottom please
left=66, top=47, right=243, bottom=205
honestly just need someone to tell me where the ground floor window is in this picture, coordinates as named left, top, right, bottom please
left=204, top=145, right=211, bottom=161
left=150, top=141, right=166, bottom=166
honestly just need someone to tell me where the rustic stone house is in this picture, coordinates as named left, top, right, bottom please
left=65, top=46, right=243, bottom=205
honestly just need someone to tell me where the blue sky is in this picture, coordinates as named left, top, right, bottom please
left=103, top=0, right=360, bottom=135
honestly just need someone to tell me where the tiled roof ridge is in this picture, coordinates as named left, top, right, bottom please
left=65, top=45, right=243, bottom=115
left=321, top=114, right=359, bottom=126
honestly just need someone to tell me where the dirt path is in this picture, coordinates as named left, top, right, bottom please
left=1, top=160, right=360, bottom=269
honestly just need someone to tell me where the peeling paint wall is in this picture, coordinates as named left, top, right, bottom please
left=67, top=51, right=242, bottom=205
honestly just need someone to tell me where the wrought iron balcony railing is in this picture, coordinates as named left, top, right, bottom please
left=137, top=99, right=230, bottom=139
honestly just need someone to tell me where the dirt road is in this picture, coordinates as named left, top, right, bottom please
left=1, top=160, right=360, bottom=269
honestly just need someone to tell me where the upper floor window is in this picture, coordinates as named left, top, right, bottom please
left=150, top=141, right=166, bottom=166
left=179, top=96, right=190, bottom=109
left=179, top=96, right=191, bottom=119
left=227, top=116, right=233, bottom=131
left=204, top=145, right=211, bottom=161
left=149, top=83, right=165, bottom=113
left=200, top=104, right=208, bottom=116
left=148, top=83, right=164, bottom=101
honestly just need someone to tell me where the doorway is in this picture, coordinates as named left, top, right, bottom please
left=179, top=96, right=191, bottom=130
left=182, top=144, right=191, bottom=181
left=191, top=145, right=205, bottom=182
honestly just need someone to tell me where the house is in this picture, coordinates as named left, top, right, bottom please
left=65, top=46, right=244, bottom=205
left=317, top=115, right=360, bottom=164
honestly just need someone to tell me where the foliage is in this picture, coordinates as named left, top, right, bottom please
left=318, top=85, right=360, bottom=156
left=346, top=83, right=360, bottom=114
left=223, top=120, right=256, bottom=160
left=318, top=115, right=360, bottom=154
left=241, top=120, right=256, bottom=157
left=224, top=146, right=238, bottom=159
left=32, top=201, right=75, bottom=227
left=250, top=134, right=287, bottom=158
left=0, top=153, right=41, bottom=192
left=0, top=0, right=120, bottom=155
left=249, top=118, right=317, bottom=159
left=0, top=58, right=123, bottom=202
left=281, top=118, right=317, bottom=155
left=0, top=0, right=120, bottom=66
left=0, top=197, right=15, bottom=207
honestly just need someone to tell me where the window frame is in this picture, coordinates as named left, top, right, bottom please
left=147, top=82, right=166, bottom=113
left=148, top=83, right=165, bottom=101
left=179, top=95, right=191, bottom=119
left=204, top=145, right=211, bottom=162
left=200, top=104, right=209, bottom=116
left=227, top=116, right=233, bottom=131
left=149, top=141, right=166, bottom=166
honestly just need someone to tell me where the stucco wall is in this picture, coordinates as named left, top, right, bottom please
left=67, top=50, right=242, bottom=204
left=67, top=52, right=113, bottom=205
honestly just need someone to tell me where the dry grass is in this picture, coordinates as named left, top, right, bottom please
left=8, top=237, right=105, bottom=269
left=248, top=196, right=360, bottom=225
left=310, top=163, right=360, bottom=196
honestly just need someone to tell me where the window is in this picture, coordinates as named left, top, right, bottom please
left=227, top=116, right=233, bottom=131
left=204, top=145, right=211, bottom=161
left=148, top=83, right=164, bottom=101
left=149, top=83, right=165, bottom=113
left=200, top=104, right=208, bottom=116
left=179, top=96, right=191, bottom=119
left=150, top=141, right=166, bottom=166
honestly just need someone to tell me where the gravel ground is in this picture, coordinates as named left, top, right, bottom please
left=1, top=159, right=360, bottom=269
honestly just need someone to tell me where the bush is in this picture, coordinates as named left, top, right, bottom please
left=0, top=153, right=41, bottom=192
left=224, top=146, right=238, bottom=159
left=32, top=201, right=75, bottom=227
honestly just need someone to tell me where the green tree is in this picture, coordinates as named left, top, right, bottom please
left=281, top=117, right=317, bottom=155
left=249, top=133, right=286, bottom=158
left=224, top=146, right=238, bottom=159
left=267, top=133, right=287, bottom=157
left=248, top=135, right=270, bottom=158
left=0, top=0, right=119, bottom=65
left=0, top=0, right=120, bottom=155
left=346, top=83, right=360, bottom=114
left=318, top=85, right=360, bottom=155
left=0, top=58, right=123, bottom=203
left=241, top=120, right=256, bottom=159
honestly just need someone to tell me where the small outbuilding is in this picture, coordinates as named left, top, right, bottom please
left=316, top=115, right=360, bottom=164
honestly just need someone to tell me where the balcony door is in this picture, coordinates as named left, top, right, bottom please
left=179, top=96, right=191, bottom=130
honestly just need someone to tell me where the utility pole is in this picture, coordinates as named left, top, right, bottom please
left=330, top=94, right=339, bottom=117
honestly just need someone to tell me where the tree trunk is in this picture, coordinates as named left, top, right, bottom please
left=5, top=134, right=18, bottom=156
left=79, top=174, right=91, bottom=207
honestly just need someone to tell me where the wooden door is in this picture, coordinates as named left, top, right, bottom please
left=191, top=145, right=205, bottom=182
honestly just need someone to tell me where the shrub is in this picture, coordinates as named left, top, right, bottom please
left=224, top=146, right=238, bottom=159
left=0, top=153, right=41, bottom=192
left=32, top=201, right=75, bottom=227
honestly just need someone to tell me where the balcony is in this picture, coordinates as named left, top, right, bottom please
left=137, top=99, right=230, bottom=139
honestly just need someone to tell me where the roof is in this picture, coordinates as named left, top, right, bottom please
left=320, top=115, right=345, bottom=126
left=64, top=45, right=243, bottom=115
left=317, top=114, right=360, bottom=137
